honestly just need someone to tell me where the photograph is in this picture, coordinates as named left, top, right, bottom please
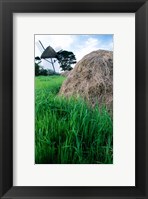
left=2, top=0, right=148, bottom=197
left=35, top=34, right=113, bottom=164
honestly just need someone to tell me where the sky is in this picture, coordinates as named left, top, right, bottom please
left=35, top=35, right=113, bottom=73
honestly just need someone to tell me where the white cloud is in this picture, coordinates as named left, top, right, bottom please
left=74, top=37, right=100, bottom=61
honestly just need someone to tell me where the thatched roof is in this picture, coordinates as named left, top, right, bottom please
left=41, top=45, right=57, bottom=59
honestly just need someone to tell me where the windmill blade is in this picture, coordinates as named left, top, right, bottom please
left=39, top=40, right=45, bottom=50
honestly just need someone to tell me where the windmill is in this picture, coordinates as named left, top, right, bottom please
left=35, top=40, right=57, bottom=73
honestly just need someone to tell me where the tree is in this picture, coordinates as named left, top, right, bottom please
left=35, top=57, right=42, bottom=76
left=35, top=63, right=41, bottom=76
left=57, top=50, right=77, bottom=71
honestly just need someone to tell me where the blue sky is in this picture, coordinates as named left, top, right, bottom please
left=35, top=34, right=113, bottom=72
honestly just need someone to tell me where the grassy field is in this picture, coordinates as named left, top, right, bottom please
left=35, top=75, right=113, bottom=164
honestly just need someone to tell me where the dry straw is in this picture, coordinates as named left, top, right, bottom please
left=59, top=50, right=113, bottom=113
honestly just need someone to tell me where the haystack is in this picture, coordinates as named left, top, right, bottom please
left=59, top=50, right=113, bottom=112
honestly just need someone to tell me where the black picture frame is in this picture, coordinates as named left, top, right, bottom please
left=0, top=0, right=148, bottom=198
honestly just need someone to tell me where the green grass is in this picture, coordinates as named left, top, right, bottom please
left=35, top=75, right=113, bottom=164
